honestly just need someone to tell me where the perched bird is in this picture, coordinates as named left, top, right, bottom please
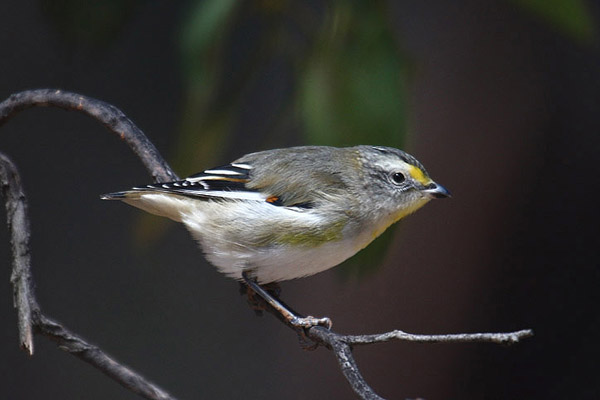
left=102, top=145, right=449, bottom=285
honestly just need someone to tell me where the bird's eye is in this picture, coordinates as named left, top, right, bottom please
left=390, top=172, right=406, bottom=185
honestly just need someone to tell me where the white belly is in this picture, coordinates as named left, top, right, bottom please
left=201, top=234, right=363, bottom=283
left=178, top=199, right=367, bottom=283
left=127, top=193, right=372, bottom=284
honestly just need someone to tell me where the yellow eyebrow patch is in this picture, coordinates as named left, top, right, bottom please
left=408, top=165, right=430, bottom=185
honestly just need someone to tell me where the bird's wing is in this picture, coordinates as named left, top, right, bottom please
left=234, top=147, right=350, bottom=208
left=103, top=147, right=349, bottom=210
left=102, top=162, right=268, bottom=202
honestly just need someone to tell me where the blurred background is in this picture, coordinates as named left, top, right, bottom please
left=1, top=0, right=599, bottom=398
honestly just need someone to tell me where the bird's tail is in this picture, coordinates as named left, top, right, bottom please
left=100, top=189, right=186, bottom=222
left=100, top=191, right=134, bottom=200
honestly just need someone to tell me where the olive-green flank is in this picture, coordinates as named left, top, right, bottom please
left=263, top=218, right=346, bottom=247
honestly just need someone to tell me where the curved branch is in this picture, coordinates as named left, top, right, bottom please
left=0, top=89, right=178, bottom=183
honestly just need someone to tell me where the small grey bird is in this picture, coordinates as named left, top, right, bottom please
left=102, top=145, right=449, bottom=284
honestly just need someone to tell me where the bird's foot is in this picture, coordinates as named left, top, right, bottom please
left=290, top=315, right=333, bottom=330
left=241, top=272, right=334, bottom=337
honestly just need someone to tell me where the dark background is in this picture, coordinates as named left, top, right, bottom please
left=1, top=1, right=599, bottom=399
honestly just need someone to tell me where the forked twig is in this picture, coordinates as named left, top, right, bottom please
left=0, top=89, right=533, bottom=400
left=0, top=151, right=178, bottom=400
left=308, top=327, right=532, bottom=400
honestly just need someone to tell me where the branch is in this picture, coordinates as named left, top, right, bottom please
left=244, top=277, right=532, bottom=399
left=0, top=152, right=37, bottom=355
left=337, top=329, right=534, bottom=346
left=0, top=89, right=178, bottom=183
left=264, top=313, right=532, bottom=399
left=307, top=327, right=532, bottom=399
left=36, top=314, right=175, bottom=400
left=309, top=327, right=385, bottom=400
left=1, top=89, right=533, bottom=400
left=0, top=90, right=180, bottom=400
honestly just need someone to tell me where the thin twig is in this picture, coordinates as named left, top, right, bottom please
left=303, top=327, right=532, bottom=400
left=338, top=329, right=534, bottom=346
left=0, top=153, right=37, bottom=355
left=252, top=294, right=532, bottom=400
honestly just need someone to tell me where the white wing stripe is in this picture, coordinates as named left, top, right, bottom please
left=230, top=163, right=252, bottom=170
left=187, top=175, right=242, bottom=181
left=204, top=169, right=243, bottom=175
left=185, top=190, right=265, bottom=201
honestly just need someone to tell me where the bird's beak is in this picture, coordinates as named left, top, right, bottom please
left=422, top=182, right=451, bottom=199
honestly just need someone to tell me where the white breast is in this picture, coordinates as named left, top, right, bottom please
left=180, top=199, right=366, bottom=283
left=128, top=193, right=369, bottom=284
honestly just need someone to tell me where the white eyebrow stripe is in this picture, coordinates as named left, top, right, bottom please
left=204, top=169, right=243, bottom=175
left=230, top=163, right=252, bottom=170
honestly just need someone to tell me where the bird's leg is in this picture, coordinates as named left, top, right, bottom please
left=240, top=281, right=281, bottom=316
left=241, top=272, right=332, bottom=330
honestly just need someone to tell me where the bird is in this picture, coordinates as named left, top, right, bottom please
left=102, top=145, right=449, bottom=286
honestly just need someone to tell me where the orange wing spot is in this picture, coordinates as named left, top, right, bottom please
left=266, top=196, right=279, bottom=203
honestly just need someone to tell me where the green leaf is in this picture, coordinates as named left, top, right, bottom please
left=299, top=1, right=407, bottom=148
left=512, top=0, right=596, bottom=42
left=180, top=0, right=239, bottom=60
